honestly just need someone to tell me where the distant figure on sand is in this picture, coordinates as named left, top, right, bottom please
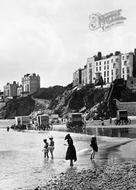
left=7, top=126, right=10, bottom=132
left=110, top=116, right=112, bottom=124
left=90, top=136, right=98, bottom=160
left=65, top=134, right=77, bottom=166
left=43, top=139, right=49, bottom=158
left=48, top=137, right=55, bottom=159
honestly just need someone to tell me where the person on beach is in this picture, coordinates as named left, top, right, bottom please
left=110, top=116, right=112, bottom=124
left=90, top=136, right=98, bottom=160
left=48, top=136, right=55, bottom=159
left=7, top=126, right=10, bottom=132
left=65, top=134, right=77, bottom=166
left=42, top=139, right=49, bottom=158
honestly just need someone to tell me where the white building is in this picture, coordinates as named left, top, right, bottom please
left=120, top=52, right=133, bottom=80
left=93, top=54, right=121, bottom=86
left=73, top=51, right=135, bottom=88
left=22, top=73, right=40, bottom=94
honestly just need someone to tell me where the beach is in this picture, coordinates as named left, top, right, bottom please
left=1, top=120, right=136, bottom=189
left=34, top=121, right=136, bottom=190
left=39, top=160, right=136, bottom=190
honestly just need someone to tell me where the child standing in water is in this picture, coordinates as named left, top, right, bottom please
left=90, top=136, right=98, bottom=160
left=49, top=137, right=55, bottom=159
left=43, top=139, right=49, bottom=158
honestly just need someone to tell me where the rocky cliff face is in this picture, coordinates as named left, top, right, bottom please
left=0, top=84, right=107, bottom=119
left=1, top=80, right=136, bottom=119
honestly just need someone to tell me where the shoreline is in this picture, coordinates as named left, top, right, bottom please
left=35, top=159, right=136, bottom=190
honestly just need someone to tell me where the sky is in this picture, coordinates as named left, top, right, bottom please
left=0, top=0, right=136, bottom=90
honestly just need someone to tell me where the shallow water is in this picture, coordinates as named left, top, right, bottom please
left=1, top=121, right=136, bottom=190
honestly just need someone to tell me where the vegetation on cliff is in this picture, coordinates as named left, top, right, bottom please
left=33, top=85, right=66, bottom=100
left=1, top=79, right=136, bottom=119
left=0, top=96, right=35, bottom=119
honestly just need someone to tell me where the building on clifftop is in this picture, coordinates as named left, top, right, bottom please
left=22, top=73, right=40, bottom=94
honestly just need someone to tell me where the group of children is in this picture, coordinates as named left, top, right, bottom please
left=43, top=136, right=55, bottom=159
left=42, top=134, right=98, bottom=165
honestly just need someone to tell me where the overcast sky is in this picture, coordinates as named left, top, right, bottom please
left=0, top=0, right=136, bottom=89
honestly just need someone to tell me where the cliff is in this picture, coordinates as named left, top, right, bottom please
left=0, top=96, right=35, bottom=119
left=1, top=80, right=136, bottom=119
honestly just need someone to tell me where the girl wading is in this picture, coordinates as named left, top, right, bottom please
left=42, top=139, right=49, bottom=158
left=48, top=136, right=55, bottom=159
left=90, top=136, right=98, bottom=160
left=65, top=134, right=77, bottom=166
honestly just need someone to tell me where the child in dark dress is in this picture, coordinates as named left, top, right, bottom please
left=90, top=136, right=98, bottom=160
left=65, top=134, right=77, bottom=166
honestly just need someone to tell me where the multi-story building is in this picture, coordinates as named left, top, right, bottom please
left=93, top=54, right=121, bottom=86
left=73, top=50, right=135, bottom=88
left=73, top=69, right=82, bottom=87
left=120, top=52, right=133, bottom=80
left=86, top=56, right=95, bottom=84
left=3, top=81, right=18, bottom=97
left=17, top=85, right=23, bottom=96
left=81, top=65, right=87, bottom=85
left=22, top=73, right=40, bottom=94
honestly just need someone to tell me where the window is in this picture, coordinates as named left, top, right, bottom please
left=96, top=67, right=98, bottom=71
left=113, top=63, right=116, bottom=68
left=111, top=77, right=113, bottom=81
left=104, top=61, right=106, bottom=65
left=126, top=55, right=129, bottom=59
left=99, top=67, right=101, bottom=71
left=104, top=71, right=106, bottom=77
left=122, top=56, right=124, bottom=60
left=107, top=71, right=109, bottom=76
left=124, top=60, right=127, bottom=65
left=89, top=63, right=92, bottom=67
left=116, top=69, right=118, bottom=75
left=104, top=66, right=106, bottom=70
left=111, top=59, right=113, bottom=63
left=127, top=67, right=130, bottom=74
left=104, top=78, right=106, bottom=83
left=96, top=62, right=98, bottom=66
left=116, top=58, right=119, bottom=62
left=107, top=78, right=109, bottom=83
left=107, top=65, right=109, bottom=70
left=111, top=70, right=113, bottom=75
left=123, top=68, right=124, bottom=74
left=99, top=61, right=101, bottom=65
left=107, top=60, right=109, bottom=64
